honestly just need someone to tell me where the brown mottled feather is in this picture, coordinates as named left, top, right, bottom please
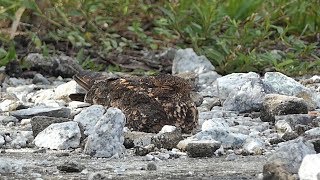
left=73, top=71, right=198, bottom=133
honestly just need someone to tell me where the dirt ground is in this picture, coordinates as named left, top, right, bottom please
left=0, top=148, right=267, bottom=180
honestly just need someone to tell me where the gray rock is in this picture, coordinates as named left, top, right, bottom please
left=32, top=73, right=50, bottom=85
left=151, top=126, right=183, bottom=150
left=263, top=161, right=297, bottom=180
left=304, top=127, right=320, bottom=138
left=134, top=144, right=155, bottom=156
left=0, top=116, right=19, bottom=125
left=197, top=71, right=221, bottom=90
left=263, top=72, right=319, bottom=109
left=124, top=131, right=154, bottom=149
left=223, top=78, right=266, bottom=113
left=10, top=131, right=33, bottom=148
left=30, top=116, right=71, bottom=137
left=268, top=138, right=316, bottom=174
left=54, top=80, right=86, bottom=101
left=186, top=140, right=221, bottom=157
left=88, top=172, right=108, bottom=180
left=0, top=158, right=23, bottom=173
left=147, top=162, right=157, bottom=171
left=172, top=48, right=215, bottom=75
left=84, top=108, right=126, bottom=158
left=216, top=72, right=260, bottom=101
left=34, top=121, right=81, bottom=150
left=260, top=94, right=308, bottom=122
left=24, top=53, right=83, bottom=78
left=194, top=129, right=247, bottom=149
left=299, top=154, right=320, bottom=180
left=73, top=105, right=105, bottom=136
left=11, top=106, right=71, bottom=120
left=57, top=161, right=85, bottom=173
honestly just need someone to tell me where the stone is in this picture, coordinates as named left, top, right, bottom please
left=216, top=72, right=261, bottom=101
left=134, top=144, right=155, bottom=156
left=298, top=154, right=320, bottom=180
left=260, top=94, right=308, bottom=122
left=34, top=121, right=81, bottom=150
left=172, top=48, right=215, bottom=75
left=54, top=80, right=86, bottom=101
left=0, top=135, right=5, bottom=147
left=197, top=71, right=221, bottom=91
left=24, top=53, right=83, bottom=78
left=194, top=129, right=247, bottom=149
left=88, top=172, right=108, bottom=180
left=263, top=161, right=297, bottom=180
left=6, top=84, right=35, bottom=102
left=223, top=78, right=266, bottom=113
left=84, top=108, right=126, bottom=158
left=263, top=72, right=319, bottom=109
left=201, top=118, right=230, bottom=132
left=73, top=105, right=105, bottom=136
left=32, top=73, right=50, bottom=85
left=186, top=140, right=221, bottom=158
left=30, top=89, right=55, bottom=104
left=0, top=92, right=22, bottom=112
left=10, top=131, right=33, bottom=148
left=146, top=162, right=157, bottom=171
left=68, top=101, right=91, bottom=109
left=243, top=138, right=265, bottom=155
left=30, top=116, right=71, bottom=137
left=57, top=161, right=85, bottom=173
left=268, top=138, right=316, bottom=174
left=11, top=106, right=71, bottom=120
left=123, top=131, right=154, bottom=149
left=0, top=158, right=23, bottom=173
left=151, top=126, right=183, bottom=150
left=304, top=127, right=320, bottom=138
left=0, top=116, right=19, bottom=125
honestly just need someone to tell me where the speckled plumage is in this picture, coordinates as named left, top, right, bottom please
left=73, top=71, right=198, bottom=133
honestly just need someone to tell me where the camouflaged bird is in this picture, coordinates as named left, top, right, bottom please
left=73, top=71, right=198, bottom=133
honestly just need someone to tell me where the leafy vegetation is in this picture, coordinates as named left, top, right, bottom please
left=0, top=0, right=319, bottom=76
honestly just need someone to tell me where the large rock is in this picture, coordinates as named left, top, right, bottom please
left=151, top=125, right=183, bottom=150
left=263, top=72, right=319, bottom=109
left=267, top=138, right=316, bottom=174
left=24, top=53, right=83, bottom=78
left=216, top=72, right=261, bottom=101
left=84, top=108, right=126, bottom=158
left=223, top=78, right=266, bottom=113
left=172, top=48, right=215, bottom=75
left=194, top=129, right=247, bottom=149
left=299, top=154, right=320, bottom=180
left=30, top=116, right=71, bottom=137
left=73, top=105, right=106, bottom=136
left=34, top=121, right=81, bottom=150
left=260, top=94, right=308, bottom=122
left=10, top=106, right=71, bottom=120
left=123, top=131, right=155, bottom=149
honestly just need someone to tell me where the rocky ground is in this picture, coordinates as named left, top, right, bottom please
left=0, top=48, right=320, bottom=180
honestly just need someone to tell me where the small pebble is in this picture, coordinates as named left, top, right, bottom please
left=147, top=162, right=157, bottom=171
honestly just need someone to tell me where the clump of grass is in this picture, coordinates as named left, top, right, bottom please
left=0, top=0, right=319, bottom=76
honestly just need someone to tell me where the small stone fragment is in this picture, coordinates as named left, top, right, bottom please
left=57, top=161, right=85, bottom=173
left=146, top=162, right=157, bottom=171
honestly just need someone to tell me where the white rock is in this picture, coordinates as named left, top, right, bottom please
left=201, top=118, right=230, bottom=132
left=54, top=80, right=86, bottom=100
left=172, top=48, right=215, bottom=75
left=74, top=105, right=105, bottom=136
left=84, top=108, right=126, bottom=158
left=243, top=138, right=265, bottom=155
left=159, top=125, right=177, bottom=134
left=275, top=120, right=293, bottom=135
left=30, top=89, right=55, bottom=104
left=6, top=84, right=36, bottom=102
left=299, top=154, right=320, bottom=180
left=34, top=121, right=81, bottom=150
left=304, top=127, right=320, bottom=137
left=68, top=101, right=91, bottom=109
left=0, top=99, right=22, bottom=112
